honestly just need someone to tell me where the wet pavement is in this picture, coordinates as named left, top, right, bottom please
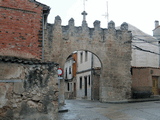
left=58, top=99, right=160, bottom=120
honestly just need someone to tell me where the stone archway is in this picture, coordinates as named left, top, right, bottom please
left=44, top=16, right=132, bottom=103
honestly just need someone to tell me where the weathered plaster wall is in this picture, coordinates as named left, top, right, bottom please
left=44, top=16, right=132, bottom=102
left=0, top=60, right=58, bottom=120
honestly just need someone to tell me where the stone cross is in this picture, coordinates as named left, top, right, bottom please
left=81, top=11, right=87, bottom=21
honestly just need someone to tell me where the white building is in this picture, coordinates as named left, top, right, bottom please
left=76, top=51, right=101, bottom=100
left=153, top=20, right=160, bottom=67
left=64, top=53, right=76, bottom=99
left=117, top=23, right=160, bottom=96
left=117, top=23, right=159, bottom=67
left=64, top=55, right=73, bottom=81
left=130, top=24, right=159, bottom=67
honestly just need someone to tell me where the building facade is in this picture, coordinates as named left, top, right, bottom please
left=64, top=52, right=77, bottom=99
left=0, top=0, right=49, bottom=59
left=0, top=1, right=59, bottom=119
left=124, top=23, right=160, bottom=96
left=76, top=51, right=101, bottom=100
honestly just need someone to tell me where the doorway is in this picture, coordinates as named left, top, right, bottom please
left=152, top=76, right=159, bottom=95
left=73, top=83, right=76, bottom=98
left=84, top=76, right=87, bottom=96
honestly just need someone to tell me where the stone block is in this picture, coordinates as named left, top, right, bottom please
left=14, top=82, right=24, bottom=94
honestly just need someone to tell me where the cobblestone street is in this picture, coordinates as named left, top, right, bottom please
left=58, top=99, right=160, bottom=120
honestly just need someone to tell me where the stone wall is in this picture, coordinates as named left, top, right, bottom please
left=92, top=69, right=101, bottom=100
left=44, top=16, right=132, bottom=102
left=0, top=57, right=59, bottom=120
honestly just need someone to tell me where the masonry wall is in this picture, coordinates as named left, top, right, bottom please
left=92, top=69, right=101, bottom=100
left=132, top=67, right=160, bottom=92
left=0, top=0, right=45, bottom=59
left=132, top=67, right=151, bottom=91
left=0, top=60, right=58, bottom=120
left=44, top=17, right=132, bottom=102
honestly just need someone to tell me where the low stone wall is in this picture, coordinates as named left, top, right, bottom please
left=0, top=58, right=59, bottom=120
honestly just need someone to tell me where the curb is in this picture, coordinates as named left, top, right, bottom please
left=104, top=98, right=160, bottom=104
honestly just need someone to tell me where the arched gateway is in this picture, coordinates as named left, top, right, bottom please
left=44, top=16, right=132, bottom=103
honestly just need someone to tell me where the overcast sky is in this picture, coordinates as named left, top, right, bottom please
left=37, top=0, right=160, bottom=36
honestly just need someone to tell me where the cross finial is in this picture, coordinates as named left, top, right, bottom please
left=81, top=11, right=87, bottom=21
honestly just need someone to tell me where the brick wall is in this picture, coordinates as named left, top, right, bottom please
left=132, top=67, right=151, bottom=91
left=131, top=67, right=160, bottom=92
left=0, top=0, right=46, bottom=59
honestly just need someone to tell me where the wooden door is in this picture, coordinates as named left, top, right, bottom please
left=152, top=76, right=159, bottom=95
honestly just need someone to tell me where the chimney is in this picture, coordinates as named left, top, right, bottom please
left=155, top=20, right=159, bottom=28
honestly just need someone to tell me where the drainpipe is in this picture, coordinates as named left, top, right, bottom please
left=91, top=53, right=94, bottom=100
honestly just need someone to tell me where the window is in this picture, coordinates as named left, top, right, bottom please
left=80, top=52, right=83, bottom=63
left=65, top=68, right=67, bottom=79
left=67, top=83, right=70, bottom=91
left=69, top=66, right=71, bottom=74
left=80, top=77, right=82, bottom=89
left=88, top=75, right=90, bottom=85
left=85, top=51, right=88, bottom=61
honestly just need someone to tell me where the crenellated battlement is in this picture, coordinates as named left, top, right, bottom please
left=44, top=16, right=132, bottom=62
left=50, top=16, right=131, bottom=43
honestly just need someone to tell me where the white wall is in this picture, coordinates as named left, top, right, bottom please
left=132, top=41, right=159, bottom=67
left=77, top=51, right=92, bottom=72
left=64, top=58, right=73, bottom=80
left=65, top=82, right=73, bottom=92
left=77, top=51, right=101, bottom=71
left=153, top=27, right=160, bottom=38
left=76, top=71, right=91, bottom=100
